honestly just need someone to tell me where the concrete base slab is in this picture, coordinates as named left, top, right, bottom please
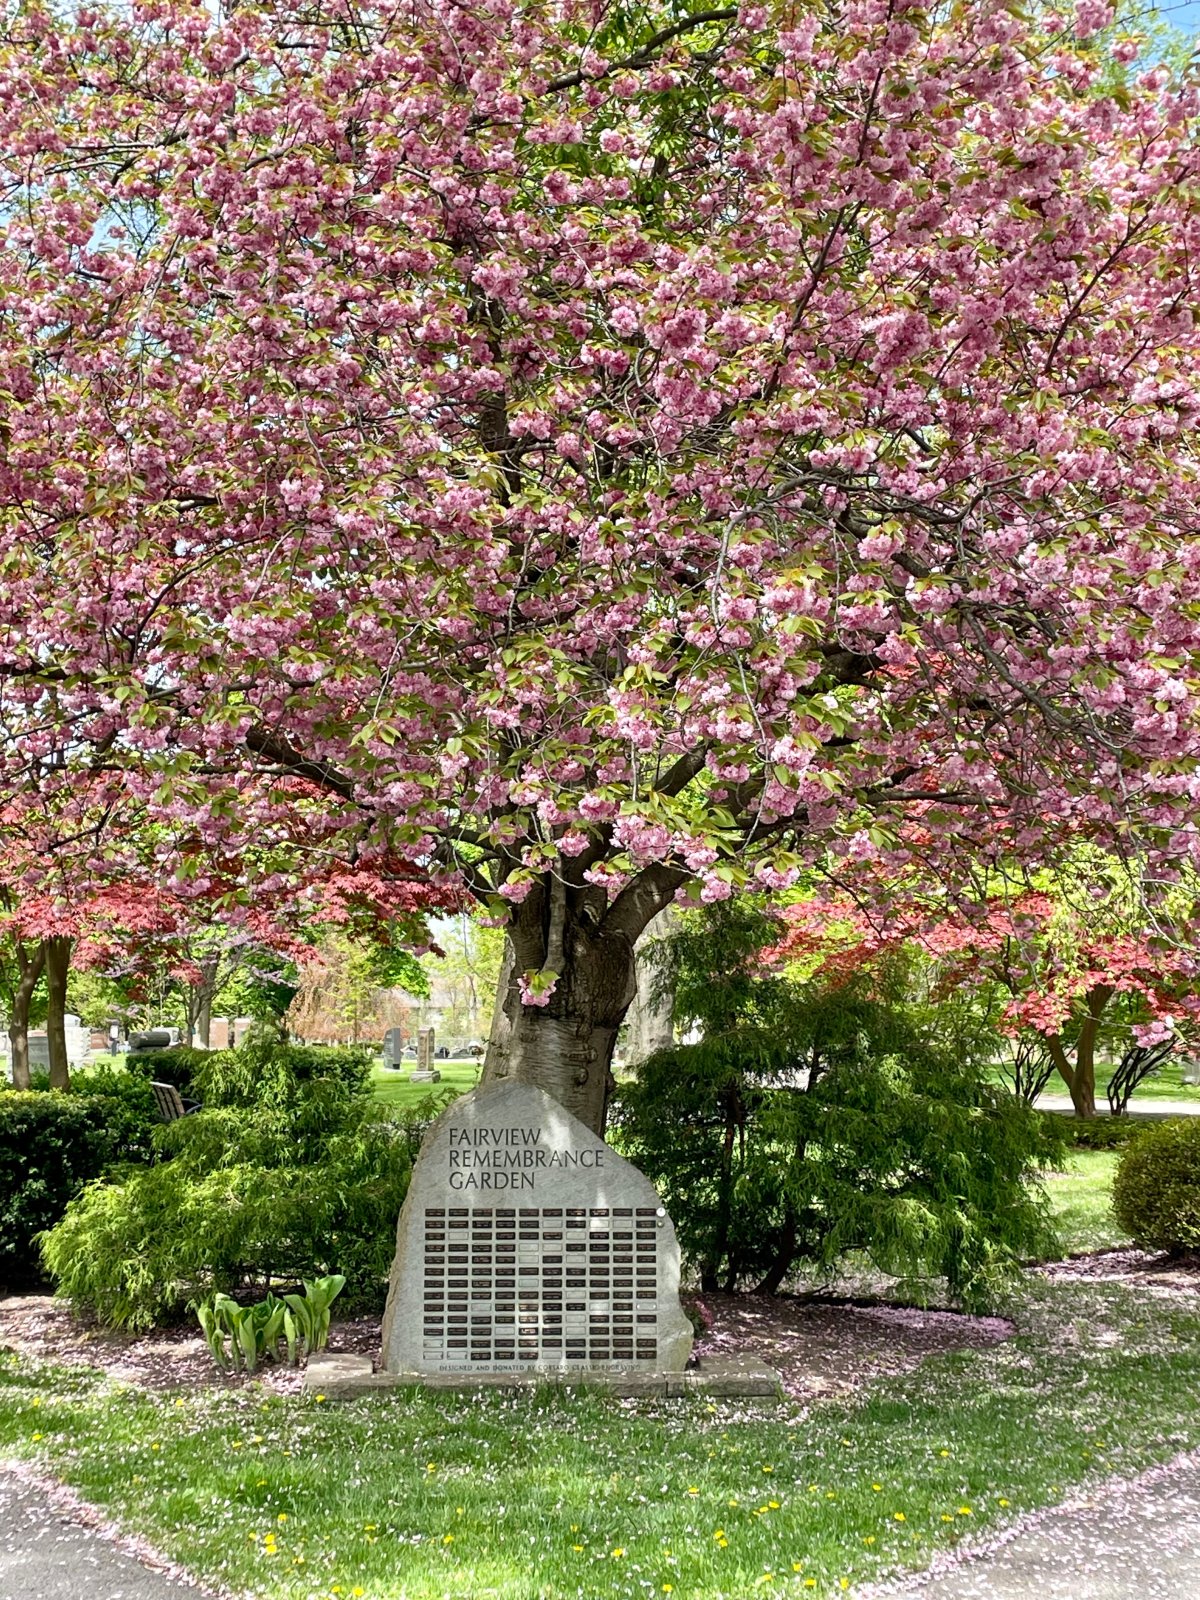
left=303, top=1351, right=782, bottom=1399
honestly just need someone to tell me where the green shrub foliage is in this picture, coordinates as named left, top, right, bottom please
left=610, top=903, right=1061, bottom=1310
left=0, top=1075, right=157, bottom=1288
left=193, top=1026, right=373, bottom=1109
left=1057, top=1115, right=1144, bottom=1151
left=124, top=1046, right=211, bottom=1097
left=40, top=1049, right=409, bottom=1327
left=1112, top=1118, right=1200, bottom=1253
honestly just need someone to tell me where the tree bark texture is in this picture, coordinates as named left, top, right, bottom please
left=197, top=989, right=213, bottom=1049
left=482, top=869, right=684, bottom=1132
left=44, top=935, right=73, bottom=1089
left=623, top=908, right=677, bottom=1067
left=7, top=940, right=46, bottom=1091
left=1046, top=983, right=1112, bottom=1119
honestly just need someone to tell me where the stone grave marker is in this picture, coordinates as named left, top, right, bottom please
left=380, top=1080, right=693, bottom=1380
left=383, top=1027, right=405, bottom=1067
left=410, top=1026, right=441, bottom=1083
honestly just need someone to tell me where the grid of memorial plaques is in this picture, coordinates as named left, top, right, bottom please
left=421, top=1205, right=662, bottom=1366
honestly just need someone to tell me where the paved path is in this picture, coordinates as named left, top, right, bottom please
left=0, top=1468, right=203, bottom=1599
left=1038, top=1095, right=1200, bottom=1117
left=890, top=1454, right=1200, bottom=1598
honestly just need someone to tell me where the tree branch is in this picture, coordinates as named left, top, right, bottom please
left=545, top=8, right=738, bottom=93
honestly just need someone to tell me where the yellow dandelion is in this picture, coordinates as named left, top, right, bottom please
left=687, top=1487, right=699, bottom=1496
left=762, top=1464, right=774, bottom=1474
left=938, top=1450, right=950, bottom=1458
left=572, top=1546, right=584, bottom=1553
left=998, top=1499, right=1010, bottom=1508
left=278, top=1513, right=288, bottom=1523
left=352, top=1590, right=365, bottom=1598
left=443, top=1533, right=454, bottom=1545
left=871, top=1483, right=882, bottom=1492
left=940, top=1514, right=954, bottom=1523
left=314, top=1395, right=326, bottom=1403
left=768, top=1500, right=780, bottom=1510
left=663, top=1587, right=674, bottom=1594
left=713, top=1530, right=726, bottom=1541
left=792, top=1562, right=804, bottom=1572
left=864, top=1535, right=876, bottom=1545
left=893, top=1512, right=906, bottom=1522
left=958, top=1506, right=972, bottom=1516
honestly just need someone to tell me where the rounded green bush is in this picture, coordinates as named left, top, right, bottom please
left=0, top=1074, right=158, bottom=1289
left=1112, top=1118, right=1200, bottom=1253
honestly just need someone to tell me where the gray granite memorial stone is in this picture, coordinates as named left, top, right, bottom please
left=381, top=1080, right=693, bottom=1379
left=409, top=1026, right=440, bottom=1083
left=383, top=1027, right=405, bottom=1067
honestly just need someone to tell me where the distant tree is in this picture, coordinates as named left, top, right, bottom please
left=775, top=859, right=1200, bottom=1116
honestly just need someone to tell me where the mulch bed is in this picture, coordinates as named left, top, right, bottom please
left=1, top=1288, right=1016, bottom=1402
left=690, top=1293, right=1012, bottom=1399
left=1037, top=1246, right=1200, bottom=1294
left=5, top=1252, right=1194, bottom=1402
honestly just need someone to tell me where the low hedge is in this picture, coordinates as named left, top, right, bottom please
left=1050, top=1115, right=1146, bottom=1151
left=0, top=1074, right=158, bottom=1289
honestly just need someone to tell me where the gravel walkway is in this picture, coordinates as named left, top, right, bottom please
left=0, top=1466, right=212, bottom=1600
left=883, top=1452, right=1200, bottom=1598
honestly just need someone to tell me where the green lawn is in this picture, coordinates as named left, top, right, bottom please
left=370, top=1058, right=482, bottom=1111
left=1098, top=1054, right=1200, bottom=1101
left=995, top=1055, right=1200, bottom=1106
left=2, top=1279, right=1197, bottom=1599
left=1041, top=1151, right=1128, bottom=1256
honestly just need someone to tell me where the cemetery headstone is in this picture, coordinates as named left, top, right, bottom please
left=410, top=1026, right=441, bottom=1083
left=380, top=1080, right=693, bottom=1380
left=383, top=1027, right=405, bottom=1067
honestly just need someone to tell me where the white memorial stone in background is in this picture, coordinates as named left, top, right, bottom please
left=381, top=1081, right=693, bottom=1379
left=410, top=1026, right=440, bottom=1083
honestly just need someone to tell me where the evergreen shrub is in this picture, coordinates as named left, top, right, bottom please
left=1057, top=1116, right=1144, bottom=1151
left=609, top=903, right=1062, bottom=1311
left=1112, top=1118, right=1200, bottom=1253
left=125, top=1046, right=211, bottom=1097
left=0, top=1074, right=157, bottom=1288
left=40, top=1041, right=409, bottom=1327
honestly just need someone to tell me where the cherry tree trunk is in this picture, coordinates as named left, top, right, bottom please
left=623, top=909, right=677, bottom=1068
left=482, top=904, right=640, bottom=1135
left=44, top=936, right=73, bottom=1089
left=197, top=990, right=213, bottom=1049
left=7, top=939, right=45, bottom=1090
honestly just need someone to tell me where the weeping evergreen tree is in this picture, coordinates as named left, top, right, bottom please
left=609, top=904, right=1061, bottom=1310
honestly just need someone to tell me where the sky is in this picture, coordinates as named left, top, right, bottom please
left=1153, top=1, right=1200, bottom=35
